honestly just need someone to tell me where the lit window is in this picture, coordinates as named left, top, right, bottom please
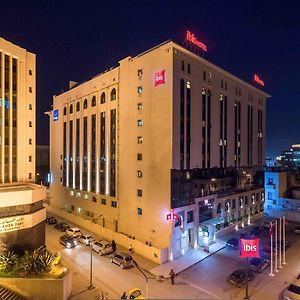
left=137, top=189, right=143, bottom=197
left=137, top=208, right=143, bottom=215
left=137, top=103, right=143, bottom=110
left=137, top=69, right=143, bottom=77
left=137, top=119, right=143, bottom=127
left=101, top=198, right=106, bottom=205
left=111, top=201, right=117, bottom=208
left=137, top=153, right=142, bottom=161
left=137, top=136, right=143, bottom=144
left=137, top=170, right=143, bottom=178
left=186, top=81, right=191, bottom=89
left=137, top=86, right=143, bottom=94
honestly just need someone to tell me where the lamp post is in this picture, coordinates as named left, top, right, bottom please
left=88, top=240, right=95, bottom=290
left=132, top=260, right=164, bottom=298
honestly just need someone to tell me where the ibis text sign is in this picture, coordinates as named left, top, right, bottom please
left=154, top=70, right=165, bottom=86
left=254, top=74, right=265, bottom=86
left=240, top=238, right=260, bottom=258
left=186, top=30, right=207, bottom=52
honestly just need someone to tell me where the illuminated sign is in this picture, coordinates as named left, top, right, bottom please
left=254, top=74, right=265, bottom=86
left=154, top=70, right=165, bottom=86
left=166, top=213, right=179, bottom=221
left=240, top=239, right=260, bottom=258
left=0, top=216, right=25, bottom=233
left=53, top=109, right=59, bottom=121
left=186, top=30, right=207, bottom=52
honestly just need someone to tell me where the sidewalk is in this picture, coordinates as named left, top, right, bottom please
left=149, top=240, right=226, bottom=278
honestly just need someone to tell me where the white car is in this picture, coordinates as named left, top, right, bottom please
left=78, top=234, right=93, bottom=246
left=284, top=280, right=300, bottom=300
left=66, top=227, right=82, bottom=238
left=91, top=240, right=113, bottom=255
left=293, top=227, right=300, bottom=234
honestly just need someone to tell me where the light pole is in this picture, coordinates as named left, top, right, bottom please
left=88, top=240, right=95, bottom=290
left=132, top=260, right=164, bottom=299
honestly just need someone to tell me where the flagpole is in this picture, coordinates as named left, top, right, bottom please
left=283, top=216, right=286, bottom=265
left=269, top=221, right=274, bottom=277
left=279, top=217, right=282, bottom=268
left=275, top=219, right=278, bottom=272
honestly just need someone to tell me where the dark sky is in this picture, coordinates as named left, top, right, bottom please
left=1, top=0, right=299, bottom=157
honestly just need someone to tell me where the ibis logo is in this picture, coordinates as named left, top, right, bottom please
left=154, top=70, right=165, bottom=86
left=240, top=238, right=260, bottom=258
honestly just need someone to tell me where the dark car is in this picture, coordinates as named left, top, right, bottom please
left=249, top=257, right=269, bottom=273
left=227, top=269, right=255, bottom=287
left=55, top=222, right=70, bottom=232
left=46, top=216, right=57, bottom=225
left=226, top=238, right=239, bottom=249
left=250, top=226, right=262, bottom=237
left=240, top=232, right=251, bottom=239
left=60, top=235, right=77, bottom=248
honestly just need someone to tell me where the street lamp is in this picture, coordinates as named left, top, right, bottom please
left=131, top=260, right=164, bottom=298
left=88, top=239, right=95, bottom=290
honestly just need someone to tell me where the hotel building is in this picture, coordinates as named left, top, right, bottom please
left=49, top=40, right=269, bottom=260
left=0, top=37, right=45, bottom=251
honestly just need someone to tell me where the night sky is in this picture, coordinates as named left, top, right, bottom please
left=1, top=0, right=299, bottom=157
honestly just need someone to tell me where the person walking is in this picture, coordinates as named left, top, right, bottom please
left=121, top=291, right=126, bottom=299
left=112, top=239, right=116, bottom=252
left=169, top=269, right=175, bottom=285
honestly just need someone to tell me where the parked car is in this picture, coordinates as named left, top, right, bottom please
left=293, top=226, right=300, bottom=234
left=92, top=240, right=113, bottom=255
left=226, top=238, right=239, bottom=249
left=283, top=280, right=300, bottom=300
left=227, top=269, right=254, bottom=287
left=78, top=234, right=93, bottom=246
left=55, top=222, right=70, bottom=232
left=60, top=235, right=77, bottom=248
left=66, top=227, right=82, bottom=238
left=46, top=216, right=57, bottom=225
left=110, top=252, right=133, bottom=269
left=125, top=288, right=145, bottom=299
left=249, top=257, right=269, bottom=273
left=250, top=226, right=262, bottom=237
left=240, top=232, right=251, bottom=239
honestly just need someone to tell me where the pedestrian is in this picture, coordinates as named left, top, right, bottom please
left=169, top=269, right=175, bottom=285
left=121, top=291, right=127, bottom=299
left=112, top=239, right=116, bottom=252
left=129, top=244, right=134, bottom=253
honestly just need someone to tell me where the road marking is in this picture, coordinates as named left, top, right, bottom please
left=182, top=280, right=222, bottom=299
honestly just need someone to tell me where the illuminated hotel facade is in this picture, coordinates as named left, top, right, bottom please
left=0, top=38, right=45, bottom=251
left=49, top=40, right=269, bottom=259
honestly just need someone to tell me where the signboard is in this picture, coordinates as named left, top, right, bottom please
left=166, top=213, right=179, bottom=221
left=154, top=70, right=166, bottom=86
left=186, top=30, right=207, bottom=52
left=53, top=109, right=59, bottom=121
left=0, top=216, right=26, bottom=233
left=240, top=238, right=260, bottom=258
left=254, top=74, right=265, bottom=86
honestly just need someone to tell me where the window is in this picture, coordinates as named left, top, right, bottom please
left=76, top=102, right=80, bottom=111
left=28, top=104, right=33, bottom=110
left=111, top=88, right=116, bottom=101
left=232, top=199, right=236, bottom=209
left=29, top=121, right=32, bottom=127
left=137, top=153, right=142, bottom=160
left=239, top=88, right=241, bottom=96
left=137, top=170, right=143, bottom=178
left=137, top=69, right=143, bottom=77
left=29, top=173, right=32, bottom=179
left=29, top=156, right=32, bottom=162
left=101, top=198, right=106, bottom=205
left=111, top=201, right=117, bottom=208
left=181, top=60, right=185, bottom=71
left=92, top=197, right=97, bottom=203
left=29, top=87, right=32, bottom=93
left=221, top=80, right=224, bottom=89
left=208, top=72, right=212, bottom=83
left=137, top=86, right=143, bottom=94
left=137, top=189, right=143, bottom=197
left=267, top=192, right=272, bottom=199
left=137, top=119, right=143, bottom=127
left=137, top=103, right=143, bottom=110
left=63, top=107, right=66, bottom=115
left=187, top=210, right=194, bottom=223
left=69, top=104, right=73, bottom=114
left=137, top=136, right=143, bottom=144
left=29, top=69, right=32, bottom=75
left=217, top=203, right=221, bottom=214
left=83, top=99, right=88, bottom=109
left=100, top=92, right=105, bottom=104
left=92, top=96, right=96, bottom=107
left=187, top=63, right=191, bottom=74
left=225, top=81, right=228, bottom=90
left=203, top=70, right=206, bottom=80
left=29, top=138, right=32, bottom=145
left=137, top=208, right=143, bottom=215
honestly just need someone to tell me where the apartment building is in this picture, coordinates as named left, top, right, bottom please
left=49, top=40, right=269, bottom=260
left=0, top=37, right=45, bottom=251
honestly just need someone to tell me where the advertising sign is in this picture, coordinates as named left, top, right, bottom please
left=154, top=70, right=165, bottom=86
left=240, top=238, right=260, bottom=258
left=254, top=74, right=265, bottom=86
left=186, top=30, right=207, bottom=52
left=53, top=109, right=59, bottom=121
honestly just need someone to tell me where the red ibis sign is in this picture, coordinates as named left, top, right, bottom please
left=186, top=30, right=207, bottom=52
left=154, top=70, right=166, bottom=86
left=240, top=239, right=260, bottom=258
left=254, top=74, right=265, bottom=86
left=166, top=213, right=179, bottom=221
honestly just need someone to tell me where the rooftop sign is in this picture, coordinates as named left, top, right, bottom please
left=254, top=74, right=265, bottom=86
left=186, top=30, right=207, bottom=52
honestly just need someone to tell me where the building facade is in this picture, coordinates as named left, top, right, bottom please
left=49, top=40, right=268, bottom=259
left=279, top=144, right=300, bottom=170
left=36, top=144, right=50, bottom=186
left=0, top=38, right=45, bottom=251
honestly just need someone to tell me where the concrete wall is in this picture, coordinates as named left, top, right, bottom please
left=46, top=204, right=168, bottom=264
left=0, top=271, right=72, bottom=300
